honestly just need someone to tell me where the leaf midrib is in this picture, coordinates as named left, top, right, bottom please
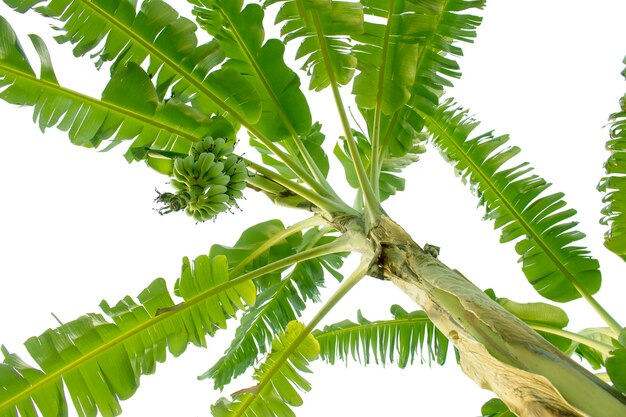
left=76, top=0, right=250, bottom=129
left=0, top=239, right=349, bottom=413
left=0, top=63, right=201, bottom=143
left=426, top=114, right=585, bottom=293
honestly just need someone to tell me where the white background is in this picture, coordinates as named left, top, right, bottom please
left=1, top=1, right=625, bottom=416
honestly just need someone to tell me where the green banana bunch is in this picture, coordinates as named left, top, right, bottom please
left=155, top=137, right=248, bottom=221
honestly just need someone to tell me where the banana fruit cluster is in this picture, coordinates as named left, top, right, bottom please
left=156, top=137, right=247, bottom=221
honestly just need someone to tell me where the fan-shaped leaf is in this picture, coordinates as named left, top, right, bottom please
left=3, top=0, right=262, bottom=126
left=211, top=321, right=319, bottom=417
left=0, top=19, right=228, bottom=161
left=314, top=304, right=449, bottom=367
left=598, top=56, right=626, bottom=259
left=0, top=255, right=255, bottom=417
left=426, top=101, right=601, bottom=302
left=265, top=0, right=363, bottom=91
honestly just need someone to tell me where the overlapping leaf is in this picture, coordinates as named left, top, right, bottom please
left=251, top=122, right=330, bottom=180
left=203, top=229, right=345, bottom=389
left=265, top=0, right=364, bottom=91
left=335, top=129, right=426, bottom=201
left=314, top=305, right=449, bottom=367
left=355, top=0, right=485, bottom=158
left=0, top=255, right=255, bottom=417
left=3, top=0, right=262, bottom=127
left=209, top=219, right=304, bottom=289
left=211, top=321, right=319, bottom=417
left=0, top=18, right=231, bottom=160
left=598, top=56, right=626, bottom=259
left=426, top=101, right=601, bottom=302
left=190, top=0, right=312, bottom=141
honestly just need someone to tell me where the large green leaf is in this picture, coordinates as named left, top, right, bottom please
left=211, top=321, right=319, bottom=417
left=0, top=18, right=225, bottom=160
left=426, top=101, right=601, bottom=302
left=190, top=0, right=312, bottom=141
left=203, top=229, right=345, bottom=389
left=265, top=0, right=363, bottom=92
left=356, top=0, right=485, bottom=159
left=598, top=56, right=626, bottom=259
left=3, top=0, right=262, bottom=126
left=0, top=255, right=255, bottom=417
left=314, top=305, right=449, bottom=367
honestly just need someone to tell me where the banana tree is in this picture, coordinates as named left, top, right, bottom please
left=0, top=0, right=625, bottom=416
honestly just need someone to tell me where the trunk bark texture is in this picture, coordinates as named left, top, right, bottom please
left=367, top=216, right=626, bottom=417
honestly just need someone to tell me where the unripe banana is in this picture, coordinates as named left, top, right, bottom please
left=159, top=136, right=246, bottom=222
left=205, top=184, right=229, bottom=198
left=182, top=155, right=197, bottom=179
left=222, top=155, right=238, bottom=174
left=169, top=178, right=187, bottom=191
left=197, top=152, right=216, bottom=176
left=229, top=172, right=248, bottom=183
left=203, top=161, right=225, bottom=182
left=211, top=174, right=231, bottom=186
left=207, top=193, right=230, bottom=204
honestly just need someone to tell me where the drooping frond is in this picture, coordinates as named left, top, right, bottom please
left=265, top=0, right=363, bottom=92
left=314, top=305, right=449, bottom=367
left=335, top=129, right=426, bottom=201
left=598, top=56, right=626, bottom=259
left=426, top=101, right=601, bottom=302
left=0, top=18, right=230, bottom=160
left=202, top=228, right=345, bottom=390
left=189, top=0, right=313, bottom=141
left=0, top=255, right=255, bottom=417
left=211, top=321, right=319, bottom=417
left=4, top=0, right=262, bottom=128
left=355, top=0, right=485, bottom=159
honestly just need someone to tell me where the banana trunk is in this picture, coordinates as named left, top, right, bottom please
left=369, top=216, right=626, bottom=417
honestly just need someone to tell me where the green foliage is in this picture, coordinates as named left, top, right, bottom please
left=190, top=0, right=312, bottom=140
left=203, top=229, right=345, bottom=389
left=0, top=255, right=255, bottom=417
left=1, top=0, right=625, bottom=415
left=314, top=305, right=449, bottom=367
left=4, top=0, right=262, bottom=129
left=0, top=18, right=220, bottom=160
left=356, top=0, right=485, bottom=158
left=251, top=122, right=330, bottom=179
left=427, top=101, right=601, bottom=302
left=266, top=0, right=363, bottom=91
left=606, top=348, right=626, bottom=394
left=481, top=398, right=516, bottom=417
left=211, top=321, right=319, bottom=417
left=209, top=219, right=306, bottom=289
left=334, top=129, right=426, bottom=201
left=599, top=56, right=626, bottom=258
